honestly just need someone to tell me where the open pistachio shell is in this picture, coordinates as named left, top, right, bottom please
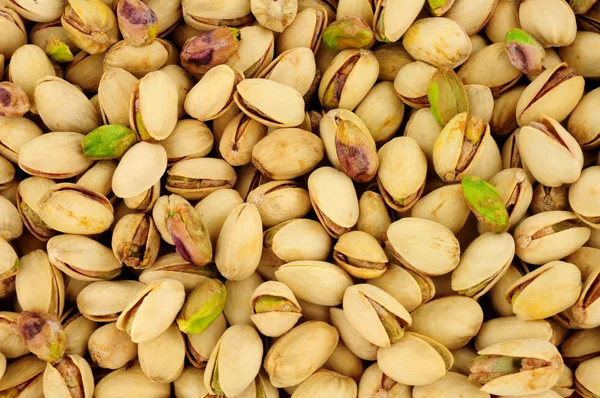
left=111, top=213, right=160, bottom=269
left=61, top=309, right=98, bottom=357
left=263, top=218, right=332, bottom=266
left=462, top=176, right=510, bottom=233
left=103, top=39, right=169, bottom=78
left=385, top=218, right=461, bottom=276
left=514, top=211, right=590, bottom=265
left=0, top=312, right=30, bottom=358
left=0, top=355, right=46, bottom=397
left=194, top=189, right=244, bottom=245
left=333, top=231, right=388, bottom=279
left=507, top=261, right=582, bottom=320
left=358, top=362, right=412, bottom=398
left=0, top=195, right=21, bottom=241
left=181, top=0, right=252, bottom=31
left=444, top=0, right=498, bottom=36
left=519, top=0, right=577, bottom=47
left=378, top=332, right=454, bottom=386
left=331, top=307, right=378, bottom=361
left=569, top=165, right=600, bottom=228
left=368, top=263, right=435, bottom=312
left=373, top=0, right=425, bottom=43
left=16, top=249, right=64, bottom=318
left=77, top=280, right=144, bottom=322
left=43, top=354, right=94, bottom=398
left=485, top=168, right=533, bottom=231
left=166, top=157, right=237, bottom=201
left=61, top=0, right=119, bottom=54
left=264, top=321, right=339, bottom=388
left=275, top=7, right=327, bottom=55
left=116, top=0, right=158, bottom=46
left=226, top=25, right=274, bottom=77
left=17, top=310, right=66, bottom=363
left=251, top=0, right=298, bottom=32
left=558, top=265, right=600, bottom=329
left=476, top=317, right=557, bottom=354
left=567, top=87, right=600, bottom=149
left=259, top=47, right=317, bottom=97
left=184, top=313, right=226, bottom=368
left=0, top=81, right=30, bottom=118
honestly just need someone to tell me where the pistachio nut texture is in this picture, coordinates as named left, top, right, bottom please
left=0, top=0, right=599, bottom=396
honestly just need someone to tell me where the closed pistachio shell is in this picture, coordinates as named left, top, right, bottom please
left=324, top=341, right=364, bottom=382
left=185, top=65, right=243, bottom=122
left=561, top=328, right=600, bottom=366
left=88, top=322, right=136, bottom=369
left=139, top=323, right=185, bottom=383
left=275, top=260, right=353, bottom=306
left=264, top=321, right=339, bottom=388
left=159, top=119, right=214, bottom=164
left=275, top=7, right=327, bottom=55
left=559, top=31, right=600, bottom=79
left=61, top=309, right=98, bottom=357
left=567, top=87, right=600, bottom=149
left=173, top=367, right=210, bottom=398
left=112, top=142, right=167, bottom=199
left=246, top=181, right=312, bottom=228
left=519, top=0, right=577, bottom=47
left=0, top=116, right=43, bottom=163
left=224, top=273, right=263, bottom=327
left=355, top=190, right=392, bottom=244
left=465, top=84, right=494, bottom=123
left=166, top=158, right=237, bottom=201
left=8, top=45, right=56, bottom=113
left=64, top=52, right=105, bottom=94
left=16, top=250, right=64, bottom=318
left=385, top=218, right=461, bottom=276
left=393, top=61, right=436, bottom=108
left=354, top=81, right=404, bottom=144
left=403, top=108, right=443, bottom=170
left=411, top=184, right=470, bottom=234
left=403, top=17, right=472, bottom=68
left=74, top=160, right=116, bottom=201
left=412, top=371, right=490, bottom=398
left=475, top=316, right=556, bottom=352
left=293, top=369, right=357, bottom=398
left=94, top=365, right=170, bottom=398
left=331, top=307, right=378, bottom=361
left=576, top=357, right=600, bottom=398
left=263, top=218, right=332, bottom=264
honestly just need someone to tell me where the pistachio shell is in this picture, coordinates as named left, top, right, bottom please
left=61, top=0, right=119, bottom=54
left=139, top=323, right=185, bottom=383
left=8, top=45, right=56, bottom=113
left=324, top=341, right=364, bottom=382
left=0, top=116, right=43, bottom=163
left=251, top=0, right=298, bottom=32
left=77, top=280, right=144, bottom=323
left=275, top=7, right=327, bottom=55
left=194, top=189, right=244, bottom=245
left=104, top=39, right=169, bottom=78
left=358, top=363, right=412, bottom=398
left=112, top=142, right=167, bottom=199
left=293, top=369, right=357, bottom=398
left=355, top=190, right=393, bottom=244
left=519, top=0, right=577, bottom=47
left=373, top=0, right=425, bottom=43
left=226, top=25, right=274, bottom=77
left=334, top=231, right=388, bottom=279
left=368, top=263, right=435, bottom=312
left=331, top=307, right=379, bottom=361
left=166, top=157, right=237, bottom=201
left=0, top=355, right=45, bottom=396
left=160, top=119, right=214, bottom=164
left=373, top=42, right=415, bottom=82
left=43, top=354, right=94, bottom=398
left=413, top=371, right=490, bottom=398
left=576, top=357, right=600, bottom=398
left=185, top=65, right=242, bottom=122
left=16, top=250, right=64, bottom=318
left=259, top=47, right=317, bottom=96
left=354, top=81, right=405, bottom=144
left=394, top=61, right=437, bottom=108
left=475, top=317, right=556, bottom=351
left=569, top=166, right=600, bottom=227
left=185, top=313, right=227, bottom=368
left=411, top=184, right=470, bottom=234
left=264, top=218, right=332, bottom=263
left=246, top=181, right=312, bottom=228
left=94, top=365, right=170, bottom=398
left=222, top=272, right=263, bottom=327
left=0, top=195, right=22, bottom=241
left=98, top=68, right=138, bottom=126
left=61, top=310, right=98, bottom=357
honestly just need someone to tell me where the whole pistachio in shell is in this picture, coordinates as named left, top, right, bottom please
left=38, top=183, right=114, bottom=235
left=177, top=278, right=226, bottom=334
left=103, top=39, right=170, bottom=79
left=519, top=0, right=577, bottom=47
left=17, top=311, right=66, bottom=363
left=385, top=217, right=461, bottom=276
left=576, top=356, right=600, bottom=398
left=43, top=354, right=94, bottom=398
left=275, top=7, right=327, bottom=55
left=568, top=165, right=600, bottom=228
left=319, top=108, right=379, bottom=182
left=358, top=362, right=412, bottom=398
left=0, top=81, right=30, bottom=118
left=343, top=284, right=412, bottom=348
left=166, top=158, right=237, bottom=201
left=181, top=0, right=252, bottom=31
left=412, top=371, right=491, bottom=398
left=8, top=44, right=56, bottom=113
left=246, top=181, right=312, bottom=228
left=567, top=87, right=600, bottom=149
left=433, top=112, right=502, bottom=183
left=373, top=0, right=425, bottom=43
left=138, top=323, right=185, bottom=383
left=224, top=273, right=263, bottom=327
left=490, top=85, right=526, bottom=136
left=318, top=48, right=379, bottom=111
left=61, top=309, right=99, bottom=357
left=293, top=369, right=357, bottom=398
left=194, top=189, right=244, bottom=246
left=308, top=166, right=359, bottom=238
left=331, top=307, right=379, bottom=361
left=0, top=236, right=18, bottom=287
left=111, top=213, right=160, bottom=269
left=264, top=321, right=339, bottom=388
left=204, top=324, right=263, bottom=396
left=354, top=81, right=405, bottom=144
left=515, top=63, right=585, bottom=127
left=61, top=0, right=119, bottom=53
left=0, top=115, right=43, bottom=163
left=560, top=266, right=600, bottom=329
left=0, top=355, right=46, bottom=397
left=0, top=195, right=21, bottom=241
left=374, top=42, right=416, bottom=82
left=259, top=47, right=318, bottom=97
left=88, top=322, right=137, bottom=369
left=469, top=339, right=563, bottom=396
left=116, top=0, right=158, bottom=47
left=0, top=7, right=27, bottom=59
left=97, top=68, right=138, bottom=127
left=160, top=119, right=214, bottom=164
left=112, top=141, right=167, bottom=200
left=94, top=364, right=171, bottom=398
left=251, top=0, right=298, bottom=32
left=484, top=168, right=533, bottom=231
left=323, top=16, right=374, bottom=51
left=333, top=231, right=388, bottom=279
left=250, top=281, right=302, bottom=337
left=81, top=125, right=137, bottom=160
left=219, top=112, right=267, bottom=167
left=226, top=25, right=274, bottom=78
left=505, top=28, right=546, bottom=76
left=16, top=177, right=57, bottom=241
left=411, top=184, right=470, bottom=234
left=180, top=27, right=241, bottom=76
left=378, top=332, right=454, bottom=386
left=403, top=17, right=472, bottom=68
left=356, top=189, right=393, bottom=244
left=428, top=67, right=469, bottom=126
left=139, top=253, right=218, bottom=293
left=475, top=317, right=557, bottom=352
left=462, top=176, right=510, bottom=233
left=507, top=261, right=582, bottom=320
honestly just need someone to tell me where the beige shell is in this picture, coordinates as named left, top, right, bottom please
left=103, top=39, right=169, bottom=78
left=15, top=177, right=56, bottom=241
left=0, top=116, right=43, bottom=163
left=43, top=354, right=94, bottom=398
left=377, top=332, right=454, bottom=386
left=560, top=31, right=600, bottom=80
left=173, top=367, right=211, bottom=398
left=123, top=181, right=160, bottom=212
left=139, top=323, right=185, bottom=383
left=412, top=371, right=490, bottom=398
left=194, top=189, right=244, bottom=246
left=0, top=7, right=26, bottom=59
left=386, top=218, right=461, bottom=276
left=567, top=86, right=600, bottom=149
left=246, top=181, right=312, bottom=228
left=393, top=61, right=436, bottom=108
left=354, top=81, right=405, bottom=144
left=411, top=184, right=470, bottom=234
left=116, top=279, right=186, bottom=343
left=215, top=203, right=263, bottom=281
left=368, top=263, right=435, bottom=312
left=358, top=363, right=412, bottom=398
left=224, top=273, right=263, bottom=327
left=8, top=45, right=56, bottom=113
left=333, top=230, right=388, bottom=279
left=0, top=312, right=29, bottom=358
left=569, top=166, right=600, bottom=228
left=484, top=0, right=520, bottom=43
left=373, top=0, right=424, bottom=42
left=507, top=261, right=582, bottom=320
left=94, top=365, right=171, bottom=398
left=226, top=25, right=274, bottom=77
left=166, top=157, right=237, bottom=200
left=259, top=47, right=317, bottom=96
left=519, top=0, right=576, bottom=47
left=185, top=65, right=242, bottom=122
left=138, top=253, right=211, bottom=294
left=565, top=247, right=600, bottom=281
left=185, top=313, right=227, bottom=368
left=465, top=84, right=494, bottom=123
left=98, top=67, right=138, bottom=126
left=0, top=355, right=46, bottom=395
left=77, top=280, right=144, bottom=322
left=451, top=232, right=515, bottom=299
left=474, top=317, right=556, bottom=352
left=403, top=108, right=443, bottom=169
left=486, top=168, right=533, bottom=231
left=38, top=183, right=114, bottom=235
left=343, top=284, right=412, bottom=348
left=76, top=160, right=118, bottom=198
left=88, top=322, right=137, bottom=370
left=264, top=218, right=332, bottom=263
left=490, top=85, right=526, bottom=136
left=181, top=0, right=252, bottom=30
left=275, top=260, right=353, bottom=306
left=355, top=190, right=392, bottom=244
left=18, top=132, right=93, bottom=179
left=160, top=65, right=194, bottom=119
left=0, top=195, right=21, bottom=241
left=204, top=324, right=264, bottom=396
left=293, top=369, right=357, bottom=398
left=160, top=119, right=214, bottom=164
left=330, top=307, right=378, bottom=361
left=275, top=7, right=327, bottom=55
left=112, top=142, right=167, bottom=199
left=444, top=0, right=498, bottom=35
left=576, top=357, right=600, bottom=398
left=61, top=310, right=99, bottom=357
left=263, top=321, right=339, bottom=388
left=324, top=340, right=364, bottom=382
left=402, top=17, right=472, bottom=68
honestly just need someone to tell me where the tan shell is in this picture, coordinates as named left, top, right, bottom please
left=565, top=247, right=600, bottom=281
left=16, top=177, right=57, bottom=241
left=18, top=132, right=93, bottom=179
left=355, top=190, right=392, bottom=244
left=181, top=0, right=252, bottom=30
left=138, top=253, right=211, bottom=294
left=88, top=322, right=137, bottom=370
left=112, top=142, right=167, bottom=199
left=160, top=119, right=214, bottom=164
left=333, top=231, right=388, bottom=279
left=8, top=45, right=56, bottom=113
left=224, top=273, right=263, bottom=327
left=194, top=189, right=244, bottom=246
left=330, top=307, right=378, bottom=361
left=259, top=47, right=317, bottom=96
left=402, top=17, right=472, bottom=68
left=486, top=168, right=533, bottom=231
left=65, top=52, right=105, bottom=94
left=386, top=218, right=461, bottom=276
left=567, top=86, right=600, bottom=149
left=358, top=363, right=412, bottom=398
left=160, top=65, right=194, bottom=119
left=569, top=166, right=600, bottom=228
left=412, top=371, right=491, bottom=398
left=373, top=42, right=414, bottom=82
left=465, top=84, right=494, bottom=123
left=0, top=355, right=45, bottom=395
left=98, top=67, right=138, bottom=126
left=576, top=357, right=600, bottom=398
left=264, top=218, right=332, bottom=264
left=76, top=160, right=118, bottom=198
left=94, top=365, right=171, bottom=398
left=560, top=31, right=600, bottom=80
left=263, top=321, right=339, bottom=388
left=393, top=61, right=436, bottom=108
left=246, top=181, right=312, bottom=228
left=324, top=341, right=364, bottom=383
left=474, top=317, right=556, bottom=352
left=368, top=263, right=435, bottom=312
left=103, top=39, right=169, bottom=78
left=293, top=369, right=358, bottom=398
left=77, top=280, right=144, bottom=322
left=411, top=184, right=470, bottom=234
left=0, top=7, right=27, bottom=59
left=185, top=65, right=243, bottom=122
left=519, top=0, right=576, bottom=47
left=43, top=354, right=94, bottom=398
left=166, top=157, right=237, bottom=200
left=0, top=116, right=43, bottom=163
left=444, top=0, right=498, bottom=35
left=123, top=182, right=160, bottom=212
left=373, top=0, right=425, bottom=42
left=275, top=7, right=327, bottom=55
left=403, top=108, right=443, bottom=169
left=111, top=213, right=160, bottom=269
left=275, top=260, right=354, bottom=306
left=354, top=81, right=405, bottom=144
left=185, top=313, right=227, bottom=368
left=139, top=323, right=185, bottom=383
left=226, top=25, right=274, bottom=77
left=0, top=195, right=22, bottom=242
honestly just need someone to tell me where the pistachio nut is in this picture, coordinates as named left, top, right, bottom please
left=259, top=47, right=318, bottom=97
left=195, top=188, right=244, bottom=245
left=15, top=250, right=64, bottom=318
left=324, top=340, right=364, bottom=382
left=412, top=371, right=491, bottom=398
left=112, top=142, right=167, bottom=199
left=504, top=28, right=546, bottom=76
left=160, top=119, right=214, bottom=164
left=111, top=213, right=160, bottom=269
left=246, top=181, right=312, bottom=228
left=116, top=0, right=158, bottom=47
left=520, top=0, right=577, bottom=47
left=576, top=356, right=600, bottom=398
left=293, top=369, right=357, bottom=398
left=180, top=27, right=241, bottom=76
left=469, top=339, right=563, bottom=396
left=48, top=234, right=122, bottom=281
left=0, top=7, right=27, bottom=59
left=358, top=362, right=412, bottom=398
left=185, top=313, right=227, bottom=368
left=64, top=51, right=105, bottom=94
left=77, top=280, right=144, bottom=322
left=123, top=181, right=161, bottom=212
left=166, top=158, right=237, bottom=201
left=16, top=177, right=56, bottom=241
left=97, top=68, right=137, bottom=126
left=378, top=332, right=454, bottom=386
left=222, top=273, right=263, bottom=326
left=43, top=354, right=94, bottom=398
left=377, top=137, right=427, bottom=211
left=462, top=176, right=510, bottom=233
left=514, top=211, right=590, bottom=265
left=457, top=43, right=522, bottom=97
left=275, top=7, right=327, bottom=55
left=0, top=195, right=22, bottom=241
left=185, top=65, right=244, bottom=122
left=320, top=108, right=378, bottom=182
left=138, top=323, right=185, bottom=383
left=60, top=308, right=98, bottom=357
left=235, top=78, right=306, bottom=128
left=385, top=217, right=461, bottom=276
left=559, top=31, right=600, bottom=79
left=0, top=81, right=29, bottom=118
left=318, top=48, right=379, bottom=111
left=403, top=17, right=472, bottom=68
left=249, top=280, right=302, bottom=337
left=275, top=260, right=353, bottom=306
left=428, top=66, right=469, bottom=126
left=139, top=253, right=217, bottom=293
left=94, top=364, right=170, bottom=398
left=81, top=125, right=137, bottom=160
left=251, top=0, right=298, bottom=32
left=181, top=0, right=252, bottom=31
left=38, top=183, right=114, bottom=235
left=8, top=44, right=56, bottom=113
left=61, top=0, right=119, bottom=54
left=330, top=307, right=379, bottom=361
left=568, top=165, right=600, bottom=228
left=226, top=25, right=274, bottom=78
left=40, top=28, right=75, bottom=63
left=173, top=367, right=211, bottom=398
left=343, top=283, right=412, bottom=348
left=354, top=81, right=404, bottom=144
left=433, top=112, right=502, bottom=183
left=490, top=85, right=526, bottom=136
left=485, top=168, right=533, bottom=230
left=264, top=320, right=338, bottom=388
left=475, top=317, right=557, bottom=352
left=308, top=166, right=359, bottom=238
left=403, top=107, right=443, bottom=170
left=322, top=16, right=374, bottom=51
left=507, top=261, right=582, bottom=320
left=465, top=84, right=494, bottom=124
left=204, top=324, right=263, bottom=396
left=373, top=0, right=425, bottom=43
left=373, top=42, right=414, bottom=82
left=0, top=116, right=43, bottom=163
left=355, top=189, right=393, bottom=244
left=103, top=39, right=169, bottom=78
left=0, top=355, right=45, bottom=397
left=333, top=231, right=388, bottom=279
left=17, top=310, right=66, bottom=363
left=443, top=0, right=498, bottom=35
left=177, top=277, right=226, bottom=334
left=219, top=112, right=267, bottom=166
left=516, top=63, right=585, bottom=127
left=19, top=132, right=94, bottom=179
left=252, top=128, right=324, bottom=179
left=411, top=184, right=470, bottom=234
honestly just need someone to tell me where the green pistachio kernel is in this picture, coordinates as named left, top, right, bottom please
left=428, top=67, right=469, bottom=126
left=462, top=176, right=510, bottom=233
left=44, top=35, right=74, bottom=63
left=81, top=125, right=138, bottom=160
left=176, top=278, right=226, bottom=334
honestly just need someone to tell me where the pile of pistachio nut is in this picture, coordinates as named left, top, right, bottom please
left=1, top=0, right=600, bottom=397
